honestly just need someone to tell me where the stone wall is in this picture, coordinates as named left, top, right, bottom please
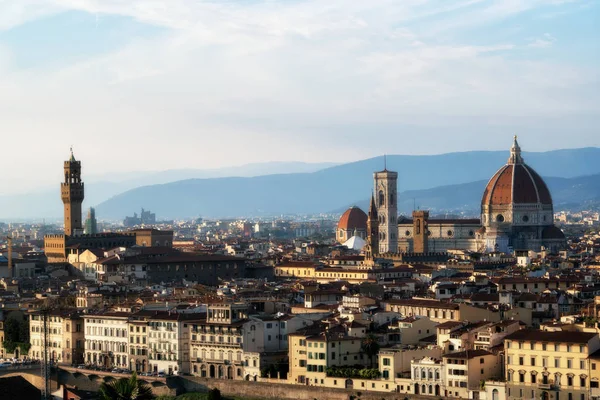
left=0, top=370, right=52, bottom=392
left=56, top=368, right=177, bottom=397
left=50, top=368, right=438, bottom=400
left=179, top=376, right=434, bottom=400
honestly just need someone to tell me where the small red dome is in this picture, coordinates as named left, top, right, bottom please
left=337, top=206, right=367, bottom=231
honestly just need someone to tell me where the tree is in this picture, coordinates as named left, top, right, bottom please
left=207, top=388, right=221, bottom=400
left=4, top=318, right=20, bottom=343
left=361, top=334, right=380, bottom=368
left=99, top=372, right=154, bottom=400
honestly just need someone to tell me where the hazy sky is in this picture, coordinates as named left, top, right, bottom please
left=0, top=0, right=599, bottom=192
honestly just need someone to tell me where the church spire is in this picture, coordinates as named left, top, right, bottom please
left=70, top=146, right=76, bottom=162
left=369, top=192, right=377, bottom=217
left=508, top=135, right=523, bottom=165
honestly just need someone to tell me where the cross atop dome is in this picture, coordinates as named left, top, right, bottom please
left=508, top=135, right=523, bottom=165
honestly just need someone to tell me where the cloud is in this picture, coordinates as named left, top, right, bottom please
left=527, top=33, right=556, bottom=48
left=0, top=0, right=597, bottom=192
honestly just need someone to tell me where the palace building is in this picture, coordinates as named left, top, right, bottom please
left=44, top=149, right=174, bottom=263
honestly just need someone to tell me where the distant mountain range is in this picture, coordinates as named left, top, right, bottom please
left=2, top=148, right=600, bottom=220
left=0, top=161, right=337, bottom=220
left=342, top=174, right=600, bottom=216
left=94, top=148, right=600, bottom=219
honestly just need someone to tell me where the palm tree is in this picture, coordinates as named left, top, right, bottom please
left=99, top=372, right=155, bottom=400
left=361, top=334, right=380, bottom=368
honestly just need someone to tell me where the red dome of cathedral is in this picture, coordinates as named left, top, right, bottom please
left=482, top=137, right=552, bottom=207
left=337, top=206, right=368, bottom=231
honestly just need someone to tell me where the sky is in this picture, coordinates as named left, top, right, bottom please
left=0, top=0, right=599, bottom=193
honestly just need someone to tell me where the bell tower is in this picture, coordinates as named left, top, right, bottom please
left=61, top=148, right=85, bottom=236
left=373, top=159, right=398, bottom=254
left=412, top=210, right=429, bottom=253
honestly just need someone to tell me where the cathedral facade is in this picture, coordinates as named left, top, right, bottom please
left=358, top=137, right=566, bottom=256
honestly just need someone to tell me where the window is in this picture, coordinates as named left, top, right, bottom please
left=531, top=357, right=536, bottom=366
left=519, top=357, right=524, bottom=366
left=568, top=359, right=573, bottom=369
left=555, top=358, right=560, bottom=368
left=581, top=377, right=586, bottom=387
left=383, top=358, right=390, bottom=366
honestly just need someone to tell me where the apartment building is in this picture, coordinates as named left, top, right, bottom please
left=505, top=329, right=600, bottom=400
left=495, top=277, right=581, bottom=294
left=29, top=310, right=84, bottom=365
left=288, top=325, right=364, bottom=386
left=442, top=350, right=501, bottom=399
left=474, top=320, right=522, bottom=350
left=188, top=303, right=251, bottom=380
left=384, top=298, right=503, bottom=324
left=411, top=356, right=444, bottom=396
left=394, top=316, right=439, bottom=345
left=83, top=312, right=129, bottom=368
left=128, top=312, right=150, bottom=373
left=147, top=312, right=201, bottom=375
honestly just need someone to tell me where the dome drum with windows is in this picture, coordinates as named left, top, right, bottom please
left=480, top=136, right=565, bottom=252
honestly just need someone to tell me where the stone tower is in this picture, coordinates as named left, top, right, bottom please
left=412, top=210, right=429, bottom=253
left=365, top=194, right=379, bottom=260
left=374, top=163, right=398, bottom=253
left=61, top=148, right=85, bottom=236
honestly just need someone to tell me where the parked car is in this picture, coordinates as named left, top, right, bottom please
left=0, top=362, right=13, bottom=368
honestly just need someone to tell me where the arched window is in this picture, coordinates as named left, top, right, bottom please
left=379, top=190, right=385, bottom=207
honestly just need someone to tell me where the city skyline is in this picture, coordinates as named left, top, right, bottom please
left=0, top=1, right=598, bottom=191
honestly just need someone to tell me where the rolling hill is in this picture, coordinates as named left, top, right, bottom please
left=3, top=148, right=600, bottom=220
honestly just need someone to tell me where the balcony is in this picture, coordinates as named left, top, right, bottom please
left=190, top=338, right=242, bottom=348
left=538, top=382, right=558, bottom=390
left=193, top=357, right=243, bottom=366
